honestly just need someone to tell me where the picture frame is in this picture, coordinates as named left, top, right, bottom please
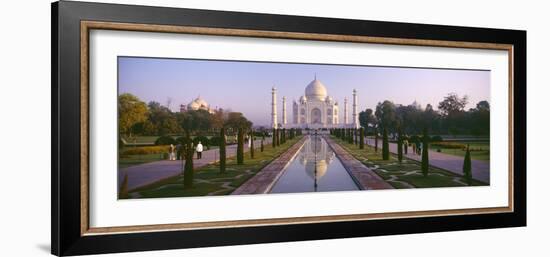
left=51, top=1, right=526, bottom=256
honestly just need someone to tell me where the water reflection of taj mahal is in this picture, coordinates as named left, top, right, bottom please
left=271, top=76, right=360, bottom=129
left=298, top=135, right=336, bottom=180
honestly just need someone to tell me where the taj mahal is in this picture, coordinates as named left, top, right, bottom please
left=271, top=76, right=359, bottom=129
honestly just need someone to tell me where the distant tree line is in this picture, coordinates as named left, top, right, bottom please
left=118, top=93, right=255, bottom=139
left=358, top=93, right=490, bottom=137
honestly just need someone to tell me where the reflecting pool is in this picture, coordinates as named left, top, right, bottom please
left=270, top=135, right=360, bottom=193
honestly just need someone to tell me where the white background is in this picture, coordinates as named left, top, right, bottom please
left=0, top=0, right=547, bottom=256
left=90, top=30, right=509, bottom=228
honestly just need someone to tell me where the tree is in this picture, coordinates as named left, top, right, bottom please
left=397, top=127, right=403, bottom=163
left=463, top=145, right=472, bottom=185
left=219, top=127, right=226, bottom=173
left=147, top=101, right=180, bottom=136
left=359, top=108, right=377, bottom=134
left=421, top=128, right=430, bottom=177
left=271, top=128, right=277, bottom=148
left=119, top=173, right=129, bottom=199
left=374, top=127, right=379, bottom=152
left=237, top=128, right=244, bottom=164
left=276, top=129, right=280, bottom=146
left=438, top=93, right=468, bottom=116
left=250, top=130, right=255, bottom=159
left=224, top=112, right=252, bottom=131
left=118, top=93, right=148, bottom=138
left=382, top=128, right=389, bottom=160
left=375, top=100, right=398, bottom=132
left=176, top=110, right=213, bottom=189
left=260, top=137, right=264, bottom=152
left=359, top=127, right=365, bottom=149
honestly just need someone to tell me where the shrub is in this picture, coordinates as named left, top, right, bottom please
left=155, top=135, right=176, bottom=145
left=431, top=135, right=443, bottom=142
left=209, top=136, right=222, bottom=146
left=193, top=136, right=209, bottom=147
left=121, top=145, right=168, bottom=155
left=431, top=142, right=466, bottom=149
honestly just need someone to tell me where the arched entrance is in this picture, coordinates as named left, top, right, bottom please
left=311, top=108, right=322, bottom=124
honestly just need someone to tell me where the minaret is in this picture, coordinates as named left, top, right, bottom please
left=282, top=96, right=287, bottom=127
left=352, top=89, right=358, bottom=129
left=343, top=97, right=348, bottom=126
left=271, top=87, right=278, bottom=129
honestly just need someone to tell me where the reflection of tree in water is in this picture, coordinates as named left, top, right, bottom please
left=298, top=135, right=335, bottom=182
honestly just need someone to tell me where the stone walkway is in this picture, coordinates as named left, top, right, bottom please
left=365, top=138, right=490, bottom=183
left=231, top=137, right=308, bottom=195
left=119, top=138, right=271, bottom=191
left=324, top=136, right=394, bottom=190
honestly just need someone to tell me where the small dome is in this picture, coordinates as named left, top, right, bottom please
left=188, top=96, right=209, bottom=110
left=305, top=79, right=328, bottom=101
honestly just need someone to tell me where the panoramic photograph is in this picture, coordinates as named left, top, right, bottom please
left=117, top=57, right=491, bottom=199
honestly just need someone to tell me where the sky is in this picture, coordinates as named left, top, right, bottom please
left=118, top=57, right=490, bottom=127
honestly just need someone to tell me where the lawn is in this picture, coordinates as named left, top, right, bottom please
left=332, top=136, right=488, bottom=189
left=128, top=136, right=304, bottom=198
left=430, top=141, right=490, bottom=161
left=119, top=153, right=165, bottom=169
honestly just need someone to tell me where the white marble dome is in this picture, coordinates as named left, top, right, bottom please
left=305, top=79, right=328, bottom=101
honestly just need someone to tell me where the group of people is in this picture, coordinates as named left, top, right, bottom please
left=168, top=141, right=204, bottom=161
left=402, top=138, right=423, bottom=155
left=166, top=134, right=255, bottom=161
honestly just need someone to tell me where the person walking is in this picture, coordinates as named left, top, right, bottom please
left=169, top=144, right=176, bottom=161
left=196, top=141, right=203, bottom=159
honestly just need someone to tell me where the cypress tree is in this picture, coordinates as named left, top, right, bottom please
left=183, top=132, right=194, bottom=189
left=397, top=127, right=403, bottom=163
left=349, top=129, right=354, bottom=144
left=342, top=128, right=345, bottom=140
left=382, top=128, right=389, bottom=160
left=404, top=137, right=408, bottom=155
left=282, top=128, right=286, bottom=144
left=375, top=128, right=379, bottom=152
left=237, top=128, right=244, bottom=164
left=359, top=127, right=365, bottom=149
left=119, top=173, right=129, bottom=199
left=250, top=130, right=255, bottom=159
left=463, top=145, right=472, bottom=185
left=219, top=127, right=226, bottom=173
left=421, top=128, right=430, bottom=177
left=276, top=129, right=280, bottom=146
left=272, top=128, right=276, bottom=148
left=261, top=135, right=265, bottom=152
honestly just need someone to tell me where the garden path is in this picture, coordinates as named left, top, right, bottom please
left=119, top=138, right=270, bottom=191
